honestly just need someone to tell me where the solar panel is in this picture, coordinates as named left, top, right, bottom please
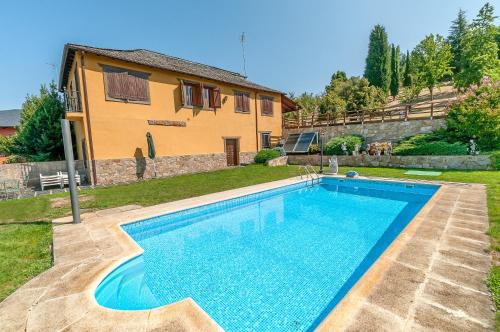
left=294, top=132, right=317, bottom=152
left=283, top=134, right=300, bottom=153
left=283, top=132, right=317, bottom=153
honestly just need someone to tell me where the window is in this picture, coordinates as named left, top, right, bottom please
left=234, top=91, right=250, bottom=113
left=181, top=81, right=221, bottom=108
left=103, top=65, right=150, bottom=103
left=261, top=132, right=271, bottom=149
left=261, top=96, right=274, bottom=116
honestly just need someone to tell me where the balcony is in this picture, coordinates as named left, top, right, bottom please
left=63, top=89, right=82, bottom=113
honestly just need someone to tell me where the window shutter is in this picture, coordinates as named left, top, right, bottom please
left=180, top=80, right=185, bottom=106
left=192, top=82, right=203, bottom=107
left=243, top=93, right=250, bottom=112
left=213, top=88, right=221, bottom=108
left=105, top=71, right=128, bottom=99
left=126, top=74, right=149, bottom=102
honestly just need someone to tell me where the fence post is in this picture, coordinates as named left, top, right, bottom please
left=381, top=107, right=385, bottom=123
left=405, top=105, right=409, bottom=121
left=343, top=111, right=346, bottom=126
left=430, top=102, right=434, bottom=120
left=361, top=110, right=364, bottom=125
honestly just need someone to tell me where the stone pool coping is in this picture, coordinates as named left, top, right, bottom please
left=0, top=175, right=495, bottom=331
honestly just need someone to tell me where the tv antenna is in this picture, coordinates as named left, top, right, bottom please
left=240, top=32, right=247, bottom=77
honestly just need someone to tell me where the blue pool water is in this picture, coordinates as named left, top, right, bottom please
left=95, top=178, right=438, bottom=331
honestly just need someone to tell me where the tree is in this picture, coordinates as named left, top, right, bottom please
left=294, top=92, right=320, bottom=117
left=403, top=50, right=412, bottom=87
left=324, top=74, right=386, bottom=113
left=455, top=3, right=500, bottom=88
left=390, top=44, right=400, bottom=98
left=364, top=25, right=391, bottom=93
left=5, top=82, right=65, bottom=161
left=448, top=9, right=468, bottom=74
left=412, top=34, right=453, bottom=100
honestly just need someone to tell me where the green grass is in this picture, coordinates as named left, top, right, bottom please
left=0, top=222, right=52, bottom=301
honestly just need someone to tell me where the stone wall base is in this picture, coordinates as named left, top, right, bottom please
left=287, top=154, right=492, bottom=170
left=284, top=118, right=446, bottom=144
left=94, top=152, right=256, bottom=186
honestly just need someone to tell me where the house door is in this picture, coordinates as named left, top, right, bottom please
left=225, top=139, right=239, bottom=166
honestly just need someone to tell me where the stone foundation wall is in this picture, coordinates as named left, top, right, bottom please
left=94, top=152, right=256, bottom=185
left=0, top=160, right=87, bottom=189
left=239, top=152, right=257, bottom=165
left=284, top=118, right=446, bottom=144
left=287, top=154, right=492, bottom=170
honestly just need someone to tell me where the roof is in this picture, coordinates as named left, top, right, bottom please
left=59, top=44, right=281, bottom=94
left=0, top=109, right=21, bottom=127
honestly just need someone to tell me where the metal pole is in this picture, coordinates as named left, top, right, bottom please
left=319, top=132, right=324, bottom=174
left=61, top=119, right=80, bottom=224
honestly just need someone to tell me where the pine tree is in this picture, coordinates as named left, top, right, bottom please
left=364, top=25, right=391, bottom=93
left=390, top=44, right=400, bottom=98
left=448, top=9, right=468, bottom=74
left=403, top=50, right=412, bottom=87
left=7, top=82, right=65, bottom=161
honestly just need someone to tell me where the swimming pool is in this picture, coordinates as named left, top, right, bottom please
left=95, top=177, right=438, bottom=331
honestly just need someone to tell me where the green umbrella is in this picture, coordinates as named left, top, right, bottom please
left=146, top=132, right=157, bottom=177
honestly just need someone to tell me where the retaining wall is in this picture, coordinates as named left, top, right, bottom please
left=287, top=154, right=492, bottom=170
left=284, top=118, right=446, bottom=143
left=0, top=160, right=87, bottom=189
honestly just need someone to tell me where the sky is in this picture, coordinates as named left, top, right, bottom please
left=0, top=0, right=497, bottom=109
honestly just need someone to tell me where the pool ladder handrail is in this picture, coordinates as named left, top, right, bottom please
left=299, top=164, right=320, bottom=186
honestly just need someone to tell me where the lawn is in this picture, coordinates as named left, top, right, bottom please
left=0, top=164, right=498, bottom=314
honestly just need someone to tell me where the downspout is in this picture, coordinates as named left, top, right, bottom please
left=254, top=90, right=259, bottom=151
left=80, top=51, right=98, bottom=185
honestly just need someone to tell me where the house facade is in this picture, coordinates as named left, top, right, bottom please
left=59, top=44, right=294, bottom=185
left=0, top=109, right=21, bottom=137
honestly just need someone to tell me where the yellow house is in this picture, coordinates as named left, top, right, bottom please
left=58, top=44, right=295, bottom=185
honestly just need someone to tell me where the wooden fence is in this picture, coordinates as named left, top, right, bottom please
left=283, top=100, right=453, bottom=129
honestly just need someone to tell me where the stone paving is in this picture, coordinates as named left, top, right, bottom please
left=0, top=176, right=495, bottom=331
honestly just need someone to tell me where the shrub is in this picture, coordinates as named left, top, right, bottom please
left=446, top=78, right=500, bottom=150
left=393, top=133, right=468, bottom=156
left=490, top=151, right=500, bottom=170
left=254, top=149, right=281, bottom=164
left=308, top=144, right=320, bottom=154
left=325, top=135, right=364, bottom=155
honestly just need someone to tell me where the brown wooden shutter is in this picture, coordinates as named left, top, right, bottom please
left=192, top=82, right=203, bottom=107
left=243, top=93, right=250, bottom=112
left=180, top=80, right=185, bottom=106
left=126, top=74, right=149, bottom=102
left=105, top=71, right=128, bottom=99
left=213, top=88, right=221, bottom=108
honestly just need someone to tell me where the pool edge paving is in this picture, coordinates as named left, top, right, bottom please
left=0, top=176, right=494, bottom=331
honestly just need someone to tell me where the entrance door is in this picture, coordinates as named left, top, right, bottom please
left=225, top=139, right=239, bottom=166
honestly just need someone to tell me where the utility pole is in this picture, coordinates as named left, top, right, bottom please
left=61, top=119, right=80, bottom=224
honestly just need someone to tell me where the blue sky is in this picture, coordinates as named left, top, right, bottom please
left=0, top=0, right=496, bottom=109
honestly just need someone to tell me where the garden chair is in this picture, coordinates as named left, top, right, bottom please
left=58, top=171, right=81, bottom=187
left=40, top=173, right=63, bottom=191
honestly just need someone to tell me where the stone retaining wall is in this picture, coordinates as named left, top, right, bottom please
left=287, top=154, right=492, bottom=170
left=284, top=118, right=446, bottom=144
left=0, top=160, right=87, bottom=189
left=94, top=152, right=257, bottom=185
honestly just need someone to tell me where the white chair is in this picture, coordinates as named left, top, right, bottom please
left=58, top=171, right=81, bottom=187
left=40, top=174, right=63, bottom=191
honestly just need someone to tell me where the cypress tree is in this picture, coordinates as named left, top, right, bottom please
left=403, top=50, right=412, bottom=87
left=390, top=44, right=400, bottom=98
left=364, top=24, right=391, bottom=93
left=448, top=9, right=468, bottom=74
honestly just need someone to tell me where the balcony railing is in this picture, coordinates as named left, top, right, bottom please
left=63, top=89, right=82, bottom=113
